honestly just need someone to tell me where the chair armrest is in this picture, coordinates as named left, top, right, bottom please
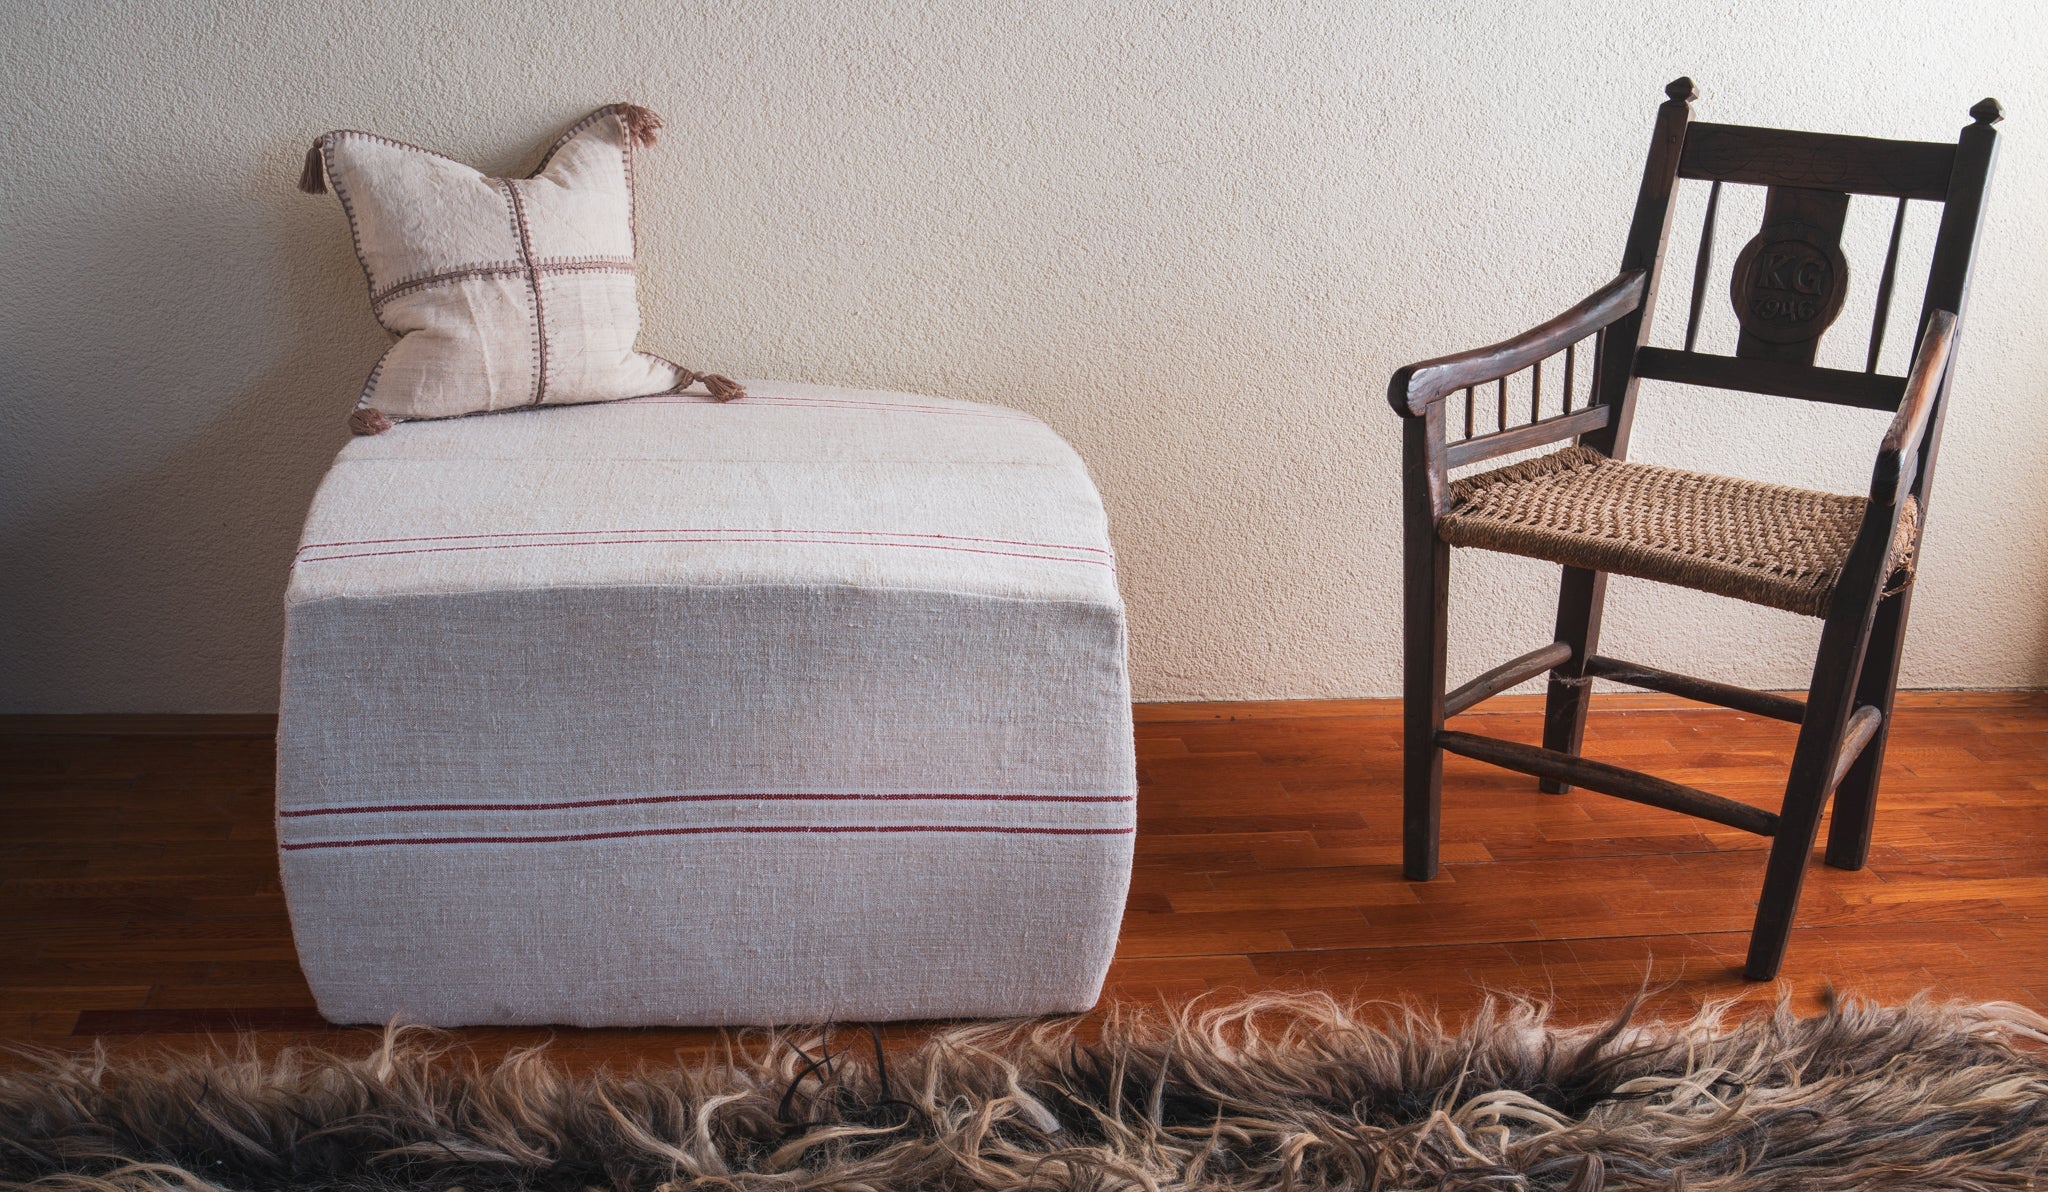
left=1387, top=271, right=1646, bottom=417
left=1871, top=309, right=1957, bottom=506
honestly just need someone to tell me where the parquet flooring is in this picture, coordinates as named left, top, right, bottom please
left=2, top=691, right=2044, bottom=1065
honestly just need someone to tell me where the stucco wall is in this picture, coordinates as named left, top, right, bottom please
left=3, top=0, right=2044, bottom=712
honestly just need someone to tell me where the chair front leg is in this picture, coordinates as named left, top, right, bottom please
left=1540, top=567, right=1608, bottom=792
left=1745, top=568, right=1885, bottom=980
left=1825, top=585, right=1911, bottom=870
left=1401, top=410, right=1450, bottom=882
left=1403, top=529, right=1449, bottom=881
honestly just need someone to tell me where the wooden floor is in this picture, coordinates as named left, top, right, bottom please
left=3, top=691, right=2045, bottom=1063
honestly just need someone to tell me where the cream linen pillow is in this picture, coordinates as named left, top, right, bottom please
left=300, top=103, right=741, bottom=434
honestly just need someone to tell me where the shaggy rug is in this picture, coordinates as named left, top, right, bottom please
left=2, top=993, right=2045, bottom=1191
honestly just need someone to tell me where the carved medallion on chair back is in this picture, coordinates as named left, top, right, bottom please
left=1731, top=187, right=1851, bottom=362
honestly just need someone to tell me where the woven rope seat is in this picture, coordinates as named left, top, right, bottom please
left=1440, top=446, right=1917, bottom=618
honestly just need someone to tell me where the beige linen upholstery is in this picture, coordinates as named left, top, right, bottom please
left=304, top=104, right=734, bottom=433
left=277, top=381, right=1136, bottom=1027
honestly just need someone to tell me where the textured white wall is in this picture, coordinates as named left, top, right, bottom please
left=2, top=0, right=2044, bottom=712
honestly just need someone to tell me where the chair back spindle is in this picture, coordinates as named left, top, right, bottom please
left=1866, top=197, right=1909, bottom=374
left=1683, top=180, right=1722, bottom=353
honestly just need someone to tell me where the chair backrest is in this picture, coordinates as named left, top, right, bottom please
left=1584, top=78, right=2001, bottom=498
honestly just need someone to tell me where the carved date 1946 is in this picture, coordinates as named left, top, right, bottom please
left=1731, top=229, right=1849, bottom=345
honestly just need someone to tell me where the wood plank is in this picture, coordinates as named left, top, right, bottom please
left=0, top=714, right=279, bottom=736
left=0, top=691, right=2042, bottom=1061
left=74, top=1007, right=333, bottom=1035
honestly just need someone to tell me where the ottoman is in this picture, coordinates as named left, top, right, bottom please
left=276, top=381, right=1135, bottom=1026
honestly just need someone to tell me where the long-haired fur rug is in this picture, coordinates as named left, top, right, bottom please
left=3, top=992, right=2046, bottom=1191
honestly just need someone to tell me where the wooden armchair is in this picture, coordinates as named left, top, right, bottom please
left=1388, top=79, right=2002, bottom=980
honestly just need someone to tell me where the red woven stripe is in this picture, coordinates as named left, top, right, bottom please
left=295, top=536, right=1114, bottom=568
left=299, top=526, right=1112, bottom=556
left=282, top=824, right=1137, bottom=851
left=626, top=396, right=1039, bottom=421
left=283, top=791, right=1135, bottom=818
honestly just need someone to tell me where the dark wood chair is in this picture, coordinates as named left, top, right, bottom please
left=1388, top=79, right=2003, bottom=980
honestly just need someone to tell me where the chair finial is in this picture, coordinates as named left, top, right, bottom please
left=1665, top=77, right=1697, bottom=103
left=1970, top=97, right=2003, bottom=125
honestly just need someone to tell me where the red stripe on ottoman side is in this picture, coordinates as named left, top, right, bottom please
left=294, top=536, right=1114, bottom=568
left=299, top=527, right=1113, bottom=556
left=282, top=823, right=1138, bottom=850
left=283, top=791, right=1136, bottom=817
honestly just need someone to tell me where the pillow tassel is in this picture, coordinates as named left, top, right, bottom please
left=348, top=407, right=394, bottom=435
left=616, top=104, right=663, bottom=149
left=675, top=368, right=746, bottom=402
left=298, top=140, right=328, bottom=195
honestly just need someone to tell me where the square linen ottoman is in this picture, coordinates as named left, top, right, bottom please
left=277, top=381, right=1135, bottom=1026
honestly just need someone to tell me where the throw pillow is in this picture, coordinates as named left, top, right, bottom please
left=300, top=103, right=742, bottom=434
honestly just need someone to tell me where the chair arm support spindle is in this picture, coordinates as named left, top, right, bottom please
left=1388, top=271, right=1647, bottom=417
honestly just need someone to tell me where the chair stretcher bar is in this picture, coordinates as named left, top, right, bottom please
left=1444, top=641, right=1575, bottom=717
left=1585, top=655, right=1806, bottom=723
left=1437, top=730, right=1781, bottom=836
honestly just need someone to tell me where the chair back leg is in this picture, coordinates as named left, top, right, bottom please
left=1539, top=567, right=1608, bottom=792
left=1825, top=586, right=1912, bottom=870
